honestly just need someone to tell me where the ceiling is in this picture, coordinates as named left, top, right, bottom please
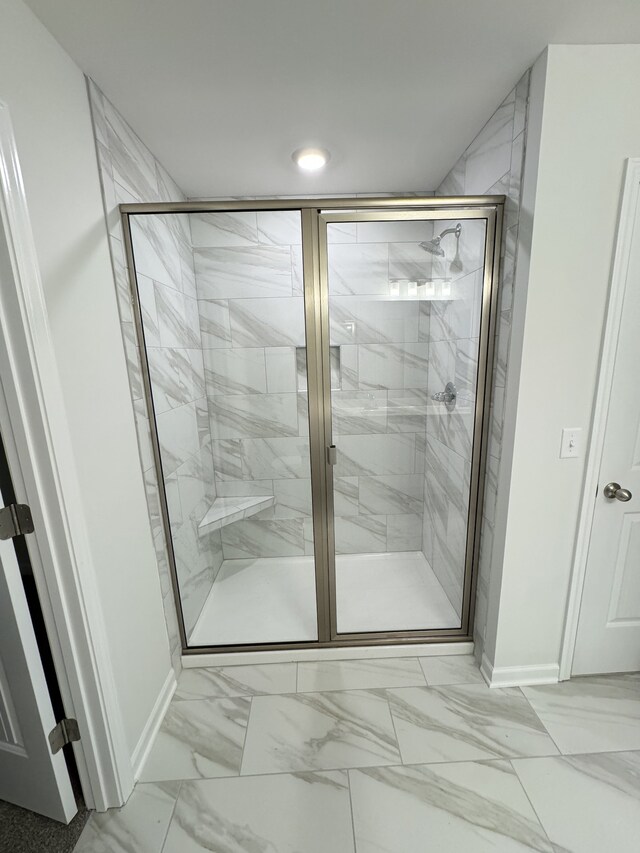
left=25, top=0, right=640, bottom=198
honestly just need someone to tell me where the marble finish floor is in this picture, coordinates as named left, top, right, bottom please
left=188, top=550, right=459, bottom=646
left=73, top=659, right=640, bottom=853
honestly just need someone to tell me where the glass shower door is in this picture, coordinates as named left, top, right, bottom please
left=127, top=209, right=319, bottom=648
left=322, top=211, right=489, bottom=637
left=124, top=197, right=501, bottom=652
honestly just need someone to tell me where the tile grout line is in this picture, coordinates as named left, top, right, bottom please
left=143, top=749, right=584, bottom=789
left=383, top=690, right=405, bottom=766
left=417, top=656, right=432, bottom=687
left=237, top=695, right=254, bottom=777
left=516, top=686, right=564, bottom=756
left=346, top=769, right=359, bottom=853
left=507, top=758, right=557, bottom=852
left=171, top=674, right=488, bottom=703
left=158, top=780, right=183, bottom=853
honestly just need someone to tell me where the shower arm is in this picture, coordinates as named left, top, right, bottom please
left=435, top=223, right=462, bottom=241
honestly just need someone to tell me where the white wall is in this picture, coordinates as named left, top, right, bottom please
left=0, top=0, right=171, bottom=755
left=484, top=44, right=640, bottom=676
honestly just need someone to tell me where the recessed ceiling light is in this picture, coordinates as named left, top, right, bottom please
left=292, top=147, right=330, bottom=172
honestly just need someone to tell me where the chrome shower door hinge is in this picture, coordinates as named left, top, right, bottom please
left=0, top=504, right=34, bottom=540
left=49, top=718, right=80, bottom=754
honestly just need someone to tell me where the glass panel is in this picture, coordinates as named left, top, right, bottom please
left=129, top=210, right=317, bottom=646
left=325, top=215, right=487, bottom=634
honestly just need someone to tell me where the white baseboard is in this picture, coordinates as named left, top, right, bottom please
left=131, top=669, right=176, bottom=779
left=481, top=654, right=559, bottom=688
left=183, top=641, right=474, bottom=668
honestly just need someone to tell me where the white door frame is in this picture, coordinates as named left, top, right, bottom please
left=559, top=157, right=640, bottom=680
left=0, top=101, right=133, bottom=809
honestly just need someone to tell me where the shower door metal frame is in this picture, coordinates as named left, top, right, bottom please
left=315, top=206, right=501, bottom=643
left=120, top=196, right=503, bottom=656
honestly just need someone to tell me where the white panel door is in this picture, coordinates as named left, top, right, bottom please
left=0, top=533, right=76, bottom=822
left=573, top=186, right=640, bottom=675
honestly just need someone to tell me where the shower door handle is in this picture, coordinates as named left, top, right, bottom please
left=327, top=445, right=337, bottom=466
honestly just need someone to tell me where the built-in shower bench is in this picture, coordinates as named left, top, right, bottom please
left=198, top=495, right=276, bottom=535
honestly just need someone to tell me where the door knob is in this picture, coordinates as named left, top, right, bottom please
left=603, top=482, right=633, bottom=502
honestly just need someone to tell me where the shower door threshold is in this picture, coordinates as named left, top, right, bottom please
left=181, top=640, right=475, bottom=668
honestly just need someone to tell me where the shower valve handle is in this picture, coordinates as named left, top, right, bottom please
left=431, top=382, right=457, bottom=405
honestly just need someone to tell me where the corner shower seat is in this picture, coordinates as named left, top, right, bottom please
left=198, top=495, right=276, bottom=535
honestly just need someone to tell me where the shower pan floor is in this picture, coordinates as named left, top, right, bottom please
left=188, top=550, right=459, bottom=647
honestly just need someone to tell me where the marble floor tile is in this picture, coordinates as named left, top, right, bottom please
left=386, top=683, right=559, bottom=764
left=72, top=782, right=180, bottom=853
left=419, top=654, right=485, bottom=686
left=522, top=674, right=640, bottom=754
left=162, top=771, right=354, bottom=853
left=138, top=697, right=250, bottom=782
left=513, top=751, right=640, bottom=853
left=241, top=690, right=401, bottom=774
left=175, top=663, right=298, bottom=700
left=350, top=761, right=553, bottom=853
left=297, top=658, right=426, bottom=693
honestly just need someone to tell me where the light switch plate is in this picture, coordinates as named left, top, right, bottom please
left=560, top=427, right=582, bottom=458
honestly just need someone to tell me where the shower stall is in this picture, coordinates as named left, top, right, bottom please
left=121, top=196, right=502, bottom=653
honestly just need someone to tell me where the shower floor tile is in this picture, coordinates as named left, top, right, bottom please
left=188, top=551, right=459, bottom=647
left=335, top=551, right=459, bottom=634
left=188, top=555, right=318, bottom=646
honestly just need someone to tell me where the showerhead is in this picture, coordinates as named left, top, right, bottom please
left=419, top=223, right=463, bottom=271
left=418, top=236, right=445, bottom=256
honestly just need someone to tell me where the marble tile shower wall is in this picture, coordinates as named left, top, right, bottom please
left=437, top=70, right=530, bottom=651
left=129, top=215, right=223, bottom=638
left=88, top=80, right=189, bottom=670
left=192, top=214, right=434, bottom=559
left=328, top=220, right=434, bottom=556
left=422, top=221, right=484, bottom=618
left=190, top=210, right=312, bottom=561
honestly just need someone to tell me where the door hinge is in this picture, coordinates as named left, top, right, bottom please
left=49, top=718, right=80, bottom=754
left=327, top=445, right=337, bottom=466
left=0, top=504, right=34, bottom=540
